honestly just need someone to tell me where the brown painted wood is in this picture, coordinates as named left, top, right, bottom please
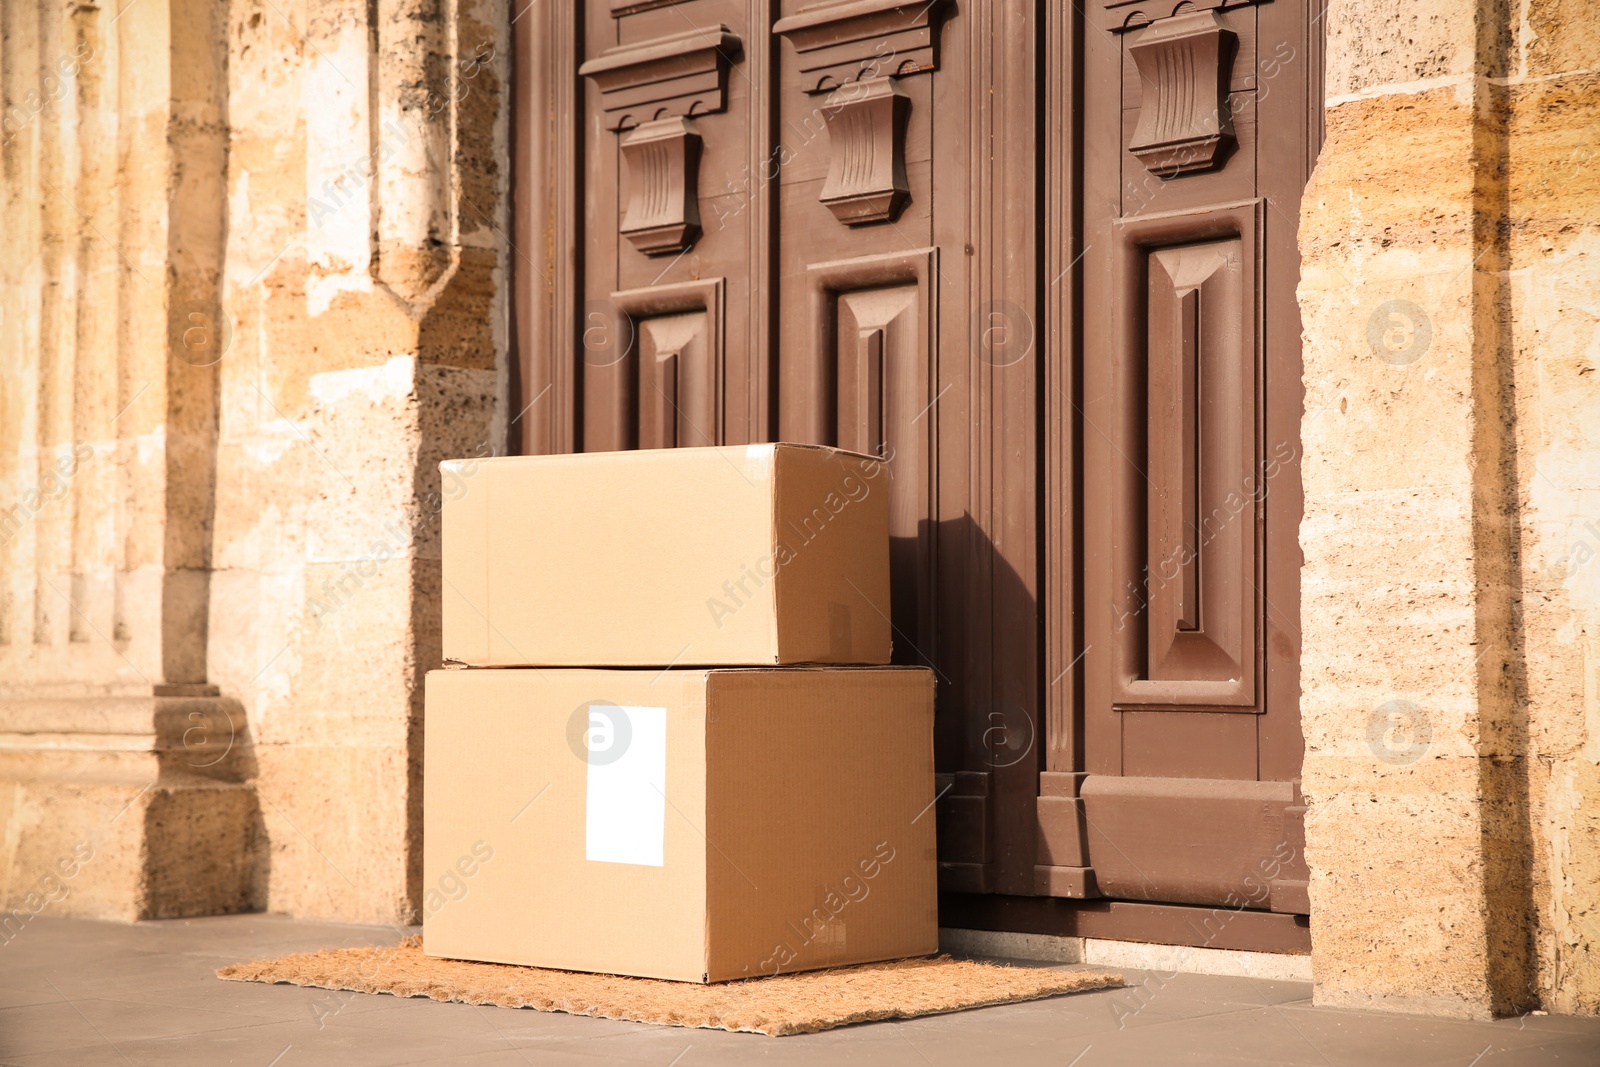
left=514, top=2, right=1042, bottom=902
left=1041, top=0, right=1318, bottom=915
left=1079, top=776, right=1302, bottom=906
left=512, top=1, right=581, bottom=455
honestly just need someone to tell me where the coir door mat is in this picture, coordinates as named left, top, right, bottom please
left=217, top=939, right=1122, bottom=1036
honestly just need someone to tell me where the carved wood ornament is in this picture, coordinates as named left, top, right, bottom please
left=1124, top=11, right=1238, bottom=177
left=579, top=26, right=742, bottom=255
left=617, top=119, right=703, bottom=256
left=1103, top=0, right=1258, bottom=179
left=816, top=78, right=910, bottom=225
left=608, top=0, right=690, bottom=15
left=774, top=0, right=947, bottom=226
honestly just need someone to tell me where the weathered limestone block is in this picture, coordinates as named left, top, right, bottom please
left=1324, top=0, right=1480, bottom=97
left=1506, top=0, right=1600, bottom=1016
left=1300, top=9, right=1517, bottom=1023
left=207, top=349, right=499, bottom=922
left=1304, top=756, right=1500, bottom=1015
left=0, top=692, right=257, bottom=925
left=0, top=0, right=249, bottom=924
left=1304, top=0, right=1600, bottom=1018
left=251, top=743, right=413, bottom=924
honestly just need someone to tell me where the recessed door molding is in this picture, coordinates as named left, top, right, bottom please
left=610, top=278, right=727, bottom=450
left=1110, top=199, right=1263, bottom=711
left=773, top=0, right=948, bottom=92
left=803, top=248, right=940, bottom=668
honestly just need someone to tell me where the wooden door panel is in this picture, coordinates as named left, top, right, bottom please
left=614, top=278, right=726, bottom=450
left=635, top=307, right=717, bottom=447
left=580, top=319, right=634, bottom=454
left=780, top=0, right=1038, bottom=898
left=1113, top=203, right=1260, bottom=709
left=616, top=5, right=729, bottom=45
left=1120, top=711, right=1258, bottom=780
left=771, top=0, right=1039, bottom=898
left=1145, top=237, right=1251, bottom=688
left=1080, top=776, right=1299, bottom=907
left=1043, top=0, right=1316, bottom=917
left=587, top=1, right=767, bottom=450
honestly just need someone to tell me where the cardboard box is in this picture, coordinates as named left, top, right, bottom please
left=422, top=665, right=937, bottom=982
left=440, top=444, right=892, bottom=667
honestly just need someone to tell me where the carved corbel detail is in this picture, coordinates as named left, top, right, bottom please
left=1125, top=11, right=1237, bottom=177
left=618, top=118, right=702, bottom=256
left=817, top=78, right=910, bottom=225
left=580, top=26, right=741, bottom=255
left=775, top=1, right=946, bottom=227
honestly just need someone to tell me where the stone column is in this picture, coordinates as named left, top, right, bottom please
left=1503, top=0, right=1600, bottom=1018
left=0, top=0, right=510, bottom=928
left=206, top=0, right=507, bottom=924
left=0, top=0, right=254, bottom=921
left=1302, top=0, right=1600, bottom=1018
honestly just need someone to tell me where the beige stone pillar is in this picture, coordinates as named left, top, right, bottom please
left=1303, top=0, right=1600, bottom=1018
left=0, top=0, right=510, bottom=928
left=0, top=0, right=253, bottom=921
left=1506, top=0, right=1600, bottom=1017
left=207, top=0, right=507, bottom=924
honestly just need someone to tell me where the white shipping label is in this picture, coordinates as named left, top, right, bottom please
left=584, top=705, right=667, bottom=866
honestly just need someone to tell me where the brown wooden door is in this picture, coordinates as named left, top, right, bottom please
left=513, top=3, right=1043, bottom=899
left=1038, top=0, right=1320, bottom=923
left=514, top=0, right=1321, bottom=944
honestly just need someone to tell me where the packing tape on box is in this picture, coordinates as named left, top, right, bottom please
left=743, top=443, right=773, bottom=481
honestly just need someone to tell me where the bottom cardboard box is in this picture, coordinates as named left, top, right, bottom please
left=423, top=665, right=937, bottom=983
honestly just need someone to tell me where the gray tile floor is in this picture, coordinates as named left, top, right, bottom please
left=0, top=915, right=1596, bottom=1066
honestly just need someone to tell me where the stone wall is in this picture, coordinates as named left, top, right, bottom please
left=1299, top=0, right=1600, bottom=1018
left=0, top=0, right=508, bottom=927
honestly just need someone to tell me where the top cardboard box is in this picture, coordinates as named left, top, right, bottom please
left=441, top=444, right=892, bottom=667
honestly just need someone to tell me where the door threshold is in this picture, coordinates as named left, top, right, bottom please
left=939, top=927, right=1312, bottom=983
left=939, top=893, right=1311, bottom=955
